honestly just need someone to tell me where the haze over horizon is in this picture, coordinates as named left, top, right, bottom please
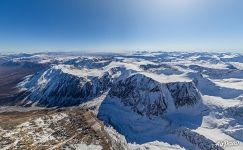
left=0, top=0, right=243, bottom=53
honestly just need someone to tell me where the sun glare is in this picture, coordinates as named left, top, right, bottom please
left=160, top=0, right=198, bottom=13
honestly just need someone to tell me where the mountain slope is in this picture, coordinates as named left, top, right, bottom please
left=19, top=65, right=112, bottom=107
left=107, top=73, right=202, bottom=118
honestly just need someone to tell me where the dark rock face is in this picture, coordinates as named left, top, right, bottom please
left=175, top=128, right=224, bottom=150
left=109, top=74, right=202, bottom=117
left=167, top=82, right=201, bottom=108
left=140, top=64, right=171, bottom=70
left=110, top=74, right=168, bottom=117
left=64, top=57, right=111, bottom=69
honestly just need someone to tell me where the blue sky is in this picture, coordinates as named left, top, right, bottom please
left=0, top=0, right=243, bottom=53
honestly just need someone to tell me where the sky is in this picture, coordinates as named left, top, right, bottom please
left=0, top=0, right=243, bottom=53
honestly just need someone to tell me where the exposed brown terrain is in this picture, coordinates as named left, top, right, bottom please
left=0, top=106, right=114, bottom=150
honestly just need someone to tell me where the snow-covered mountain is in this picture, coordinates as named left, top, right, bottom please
left=108, top=73, right=202, bottom=117
left=1, top=51, right=243, bottom=150
left=18, top=65, right=112, bottom=107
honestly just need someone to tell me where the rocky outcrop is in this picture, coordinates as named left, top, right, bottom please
left=64, top=57, right=111, bottom=69
left=108, top=74, right=202, bottom=117
left=167, top=82, right=201, bottom=108
left=174, top=128, right=223, bottom=150
left=110, top=74, right=169, bottom=117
